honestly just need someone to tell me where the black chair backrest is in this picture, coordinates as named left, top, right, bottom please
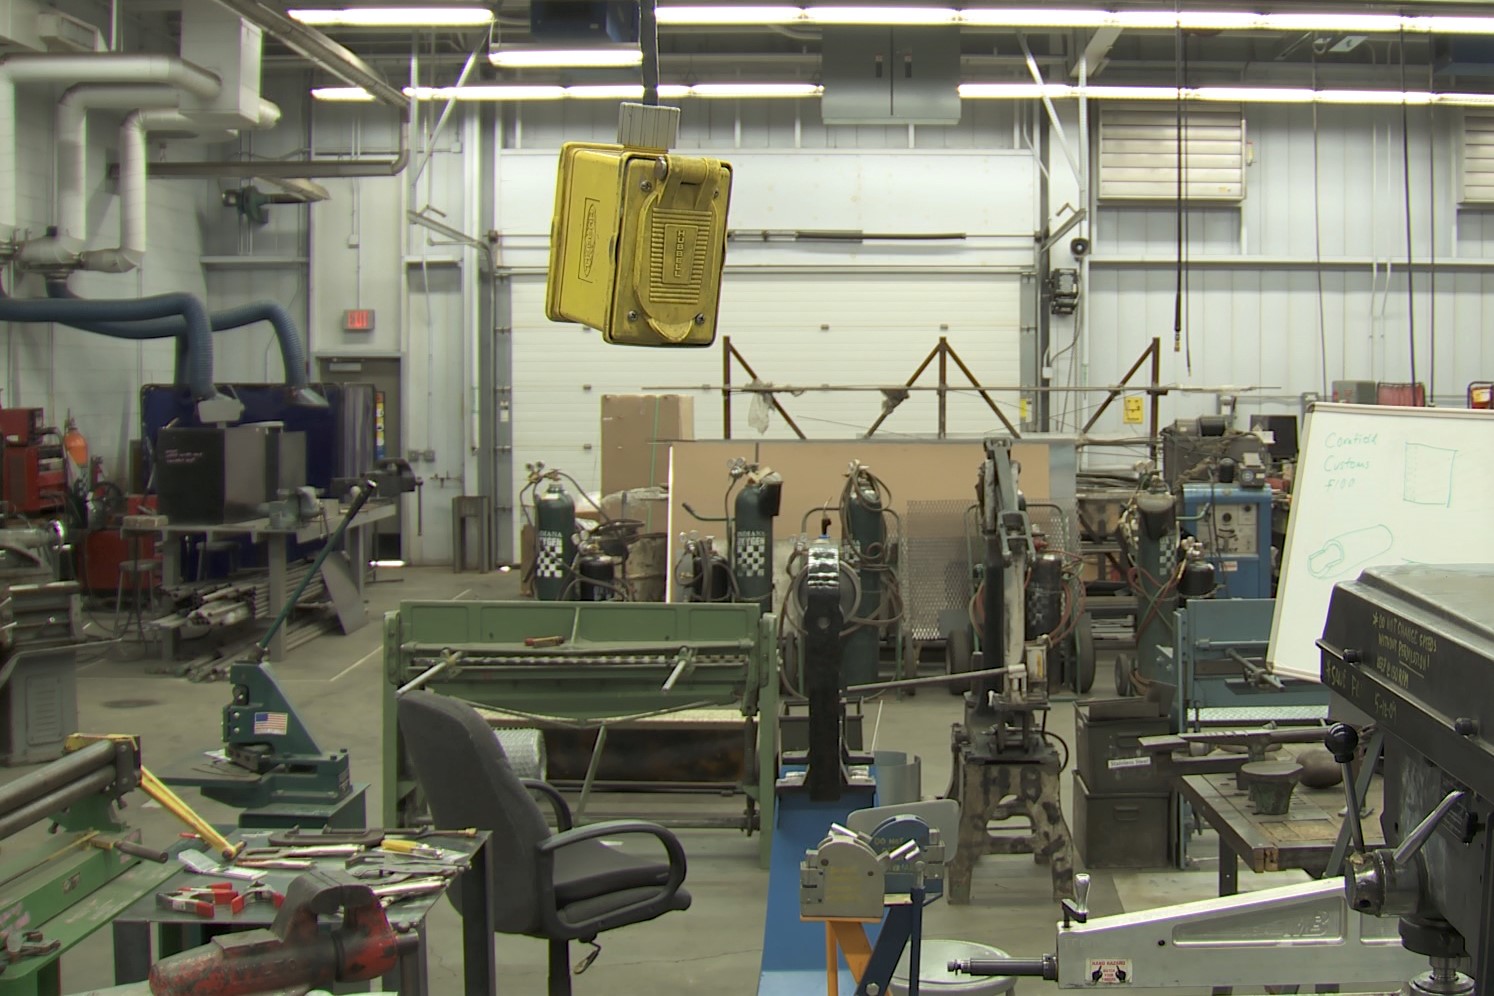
left=397, top=690, right=552, bottom=933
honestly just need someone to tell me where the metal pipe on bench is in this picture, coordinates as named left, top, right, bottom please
left=0, top=766, right=117, bottom=841
left=0, top=739, right=117, bottom=819
left=846, top=666, right=1008, bottom=695
left=397, top=649, right=463, bottom=696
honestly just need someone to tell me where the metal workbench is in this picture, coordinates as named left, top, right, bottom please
left=110, top=830, right=494, bottom=996
left=156, top=500, right=397, bottom=661
left=1178, top=765, right=1386, bottom=896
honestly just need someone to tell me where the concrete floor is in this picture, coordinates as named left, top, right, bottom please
left=4, top=567, right=1309, bottom=995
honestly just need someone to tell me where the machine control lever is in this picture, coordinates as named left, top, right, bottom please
left=1325, top=724, right=1366, bottom=853
left=1062, top=872, right=1091, bottom=927
left=1392, top=790, right=1468, bottom=867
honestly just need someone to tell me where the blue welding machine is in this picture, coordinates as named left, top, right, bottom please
left=1179, top=483, right=1274, bottom=599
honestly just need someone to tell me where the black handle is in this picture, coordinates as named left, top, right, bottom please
left=1325, top=723, right=1359, bottom=764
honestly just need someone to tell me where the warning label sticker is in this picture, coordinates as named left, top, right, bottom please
left=1106, top=756, right=1152, bottom=771
left=1086, top=959, right=1133, bottom=985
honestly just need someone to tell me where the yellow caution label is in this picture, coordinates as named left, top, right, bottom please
left=1020, top=397, right=1030, bottom=421
left=1123, top=396, right=1144, bottom=424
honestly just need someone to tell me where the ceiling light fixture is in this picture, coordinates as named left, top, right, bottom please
left=654, top=4, right=1494, bottom=35
left=958, top=82, right=1494, bottom=106
left=804, top=6, right=958, bottom=25
left=288, top=7, right=495, bottom=27
left=489, top=47, right=644, bottom=69
left=654, top=6, right=805, bottom=25
left=311, top=82, right=1494, bottom=106
left=690, top=82, right=823, bottom=98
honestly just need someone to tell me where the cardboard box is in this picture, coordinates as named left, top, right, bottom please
left=601, top=487, right=670, bottom=533
left=600, top=395, right=694, bottom=495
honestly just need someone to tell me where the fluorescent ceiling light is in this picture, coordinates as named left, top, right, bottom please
left=288, top=7, right=494, bottom=27
left=409, top=85, right=567, bottom=101
left=690, top=82, right=822, bottom=98
left=958, top=83, right=1494, bottom=106
left=311, top=86, right=376, bottom=101
left=656, top=4, right=1494, bottom=34
left=655, top=6, right=805, bottom=25
left=805, top=6, right=957, bottom=25
left=313, top=81, right=1494, bottom=107
left=313, top=83, right=804, bottom=101
left=489, top=47, right=643, bottom=69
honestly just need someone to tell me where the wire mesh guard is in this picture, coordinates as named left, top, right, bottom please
left=902, top=500, right=978, bottom=642
left=1026, top=500, right=1078, bottom=556
left=902, top=498, right=1080, bottom=642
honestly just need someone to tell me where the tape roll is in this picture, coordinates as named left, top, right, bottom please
left=494, top=728, right=547, bottom=780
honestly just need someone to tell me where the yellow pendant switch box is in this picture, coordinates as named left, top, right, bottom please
left=545, top=142, right=732, bottom=347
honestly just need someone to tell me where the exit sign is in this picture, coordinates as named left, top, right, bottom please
left=343, top=308, right=375, bottom=332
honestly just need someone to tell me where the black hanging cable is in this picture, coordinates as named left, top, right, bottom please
left=1427, top=61, right=1437, bottom=406
left=1173, top=14, right=1185, bottom=357
left=1398, top=29, right=1418, bottom=392
left=1182, top=33, right=1192, bottom=375
left=1311, top=47, right=1329, bottom=397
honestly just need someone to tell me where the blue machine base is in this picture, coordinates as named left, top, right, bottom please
left=758, top=769, right=877, bottom=994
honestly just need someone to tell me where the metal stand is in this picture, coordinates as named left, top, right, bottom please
left=451, top=494, right=493, bottom=573
left=947, top=728, right=1074, bottom=903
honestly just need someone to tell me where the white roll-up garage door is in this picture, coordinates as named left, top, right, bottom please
left=509, top=269, right=1023, bottom=522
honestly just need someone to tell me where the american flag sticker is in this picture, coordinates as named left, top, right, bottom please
left=253, top=711, right=289, bottom=736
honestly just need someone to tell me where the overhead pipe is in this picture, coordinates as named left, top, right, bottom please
left=86, top=99, right=284, bottom=273
left=19, top=84, right=184, bottom=269
left=0, top=54, right=222, bottom=245
left=41, top=279, right=319, bottom=401
left=0, top=279, right=217, bottom=399
left=141, top=115, right=410, bottom=179
left=140, top=0, right=411, bottom=179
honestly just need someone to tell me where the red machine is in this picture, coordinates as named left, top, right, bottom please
left=81, top=494, right=156, bottom=594
left=0, top=406, right=65, bottom=514
left=149, top=871, right=413, bottom=995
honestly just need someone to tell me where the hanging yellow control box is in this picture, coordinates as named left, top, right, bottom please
left=546, top=142, right=732, bottom=347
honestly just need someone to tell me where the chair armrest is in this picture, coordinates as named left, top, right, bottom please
left=535, top=821, right=689, bottom=940
left=520, top=778, right=574, bottom=831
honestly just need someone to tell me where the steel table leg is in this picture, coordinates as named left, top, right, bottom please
left=1218, top=833, right=1239, bottom=897
left=112, top=921, right=151, bottom=983
left=267, top=533, right=288, bottom=661
left=462, top=835, right=497, bottom=995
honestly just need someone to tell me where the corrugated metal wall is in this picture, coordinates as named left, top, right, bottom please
left=1073, top=103, right=1494, bottom=460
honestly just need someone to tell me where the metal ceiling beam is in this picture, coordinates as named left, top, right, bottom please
left=209, top=0, right=407, bottom=109
left=1073, top=27, right=1123, bottom=78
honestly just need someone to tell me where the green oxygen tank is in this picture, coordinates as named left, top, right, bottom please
left=841, top=475, right=886, bottom=689
left=1127, top=480, right=1179, bottom=694
left=534, top=479, right=577, bottom=600
left=731, top=470, right=783, bottom=612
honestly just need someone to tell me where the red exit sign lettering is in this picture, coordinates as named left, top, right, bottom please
left=343, top=308, right=375, bottom=332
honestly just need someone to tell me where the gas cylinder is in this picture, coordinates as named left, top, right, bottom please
left=62, top=418, right=89, bottom=487
left=534, top=480, right=577, bottom=601
left=841, top=474, right=886, bottom=689
left=577, top=551, right=623, bottom=601
left=731, top=470, right=782, bottom=612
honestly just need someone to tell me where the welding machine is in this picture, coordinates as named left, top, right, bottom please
left=1179, top=482, right=1274, bottom=598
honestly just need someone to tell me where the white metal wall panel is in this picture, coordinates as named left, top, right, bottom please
left=509, top=271, right=1021, bottom=522
left=1460, top=111, right=1494, bottom=204
left=1098, top=103, right=1245, bottom=202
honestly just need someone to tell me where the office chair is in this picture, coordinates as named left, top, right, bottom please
left=396, top=691, right=692, bottom=995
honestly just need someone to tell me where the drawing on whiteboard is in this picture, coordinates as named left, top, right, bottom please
left=1306, top=524, right=1394, bottom=579
left=1403, top=442, right=1457, bottom=506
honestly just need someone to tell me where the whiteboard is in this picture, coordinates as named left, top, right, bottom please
left=1270, top=403, right=1494, bottom=680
